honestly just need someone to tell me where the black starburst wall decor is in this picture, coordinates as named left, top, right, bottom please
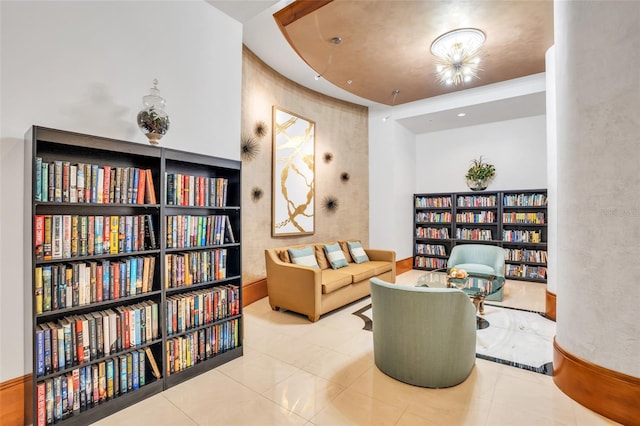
left=240, top=133, right=259, bottom=161
left=254, top=121, right=268, bottom=138
left=323, top=152, right=334, bottom=163
left=340, top=172, right=350, bottom=182
left=251, top=187, right=263, bottom=202
left=322, top=196, right=339, bottom=213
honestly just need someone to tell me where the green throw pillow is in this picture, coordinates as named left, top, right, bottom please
left=288, top=246, right=319, bottom=268
left=323, top=243, right=348, bottom=269
left=347, top=241, right=370, bottom=263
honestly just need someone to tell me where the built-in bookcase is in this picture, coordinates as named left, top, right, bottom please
left=414, top=189, right=547, bottom=283
left=25, top=127, right=242, bottom=425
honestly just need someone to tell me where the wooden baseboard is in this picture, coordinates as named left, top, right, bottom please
left=243, top=278, right=268, bottom=307
left=0, top=374, right=30, bottom=426
left=545, top=289, right=556, bottom=321
left=395, top=257, right=413, bottom=275
left=553, top=338, right=640, bottom=426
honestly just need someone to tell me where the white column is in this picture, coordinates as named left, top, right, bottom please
left=555, top=0, right=640, bottom=377
left=545, top=46, right=557, bottom=297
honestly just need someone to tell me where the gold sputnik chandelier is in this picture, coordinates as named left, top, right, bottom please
left=430, top=28, right=485, bottom=86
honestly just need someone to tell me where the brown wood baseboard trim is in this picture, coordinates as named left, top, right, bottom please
left=545, top=289, right=556, bottom=321
left=553, top=338, right=640, bottom=426
left=243, top=278, right=267, bottom=307
left=396, top=257, right=413, bottom=276
left=0, top=374, right=30, bottom=426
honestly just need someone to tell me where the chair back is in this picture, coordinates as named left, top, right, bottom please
left=369, top=277, right=476, bottom=388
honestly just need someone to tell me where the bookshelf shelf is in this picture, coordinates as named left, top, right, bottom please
left=413, top=189, right=547, bottom=283
left=26, top=126, right=242, bottom=425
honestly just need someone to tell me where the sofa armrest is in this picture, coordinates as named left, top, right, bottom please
left=365, top=249, right=396, bottom=263
left=264, top=249, right=322, bottom=320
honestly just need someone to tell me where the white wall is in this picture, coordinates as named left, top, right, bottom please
left=369, top=110, right=416, bottom=261
left=0, top=0, right=242, bottom=381
left=415, top=115, right=547, bottom=193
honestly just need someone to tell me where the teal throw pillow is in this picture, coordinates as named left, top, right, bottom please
left=324, top=243, right=348, bottom=269
left=288, top=246, right=319, bottom=269
left=348, top=241, right=370, bottom=264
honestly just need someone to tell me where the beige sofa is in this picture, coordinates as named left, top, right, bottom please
left=265, top=241, right=396, bottom=322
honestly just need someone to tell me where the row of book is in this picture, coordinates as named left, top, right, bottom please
left=505, top=264, right=548, bottom=279
left=35, top=158, right=156, bottom=205
left=166, top=215, right=235, bottom=249
left=35, top=347, right=159, bottom=426
left=414, top=256, right=447, bottom=269
left=166, top=319, right=240, bottom=376
left=503, top=193, right=547, bottom=207
left=166, top=173, right=229, bottom=207
left=165, top=249, right=227, bottom=288
left=416, top=227, right=450, bottom=239
left=456, top=195, right=497, bottom=207
left=456, top=228, right=493, bottom=240
left=503, top=212, right=546, bottom=224
left=415, top=243, right=447, bottom=256
left=35, top=256, right=156, bottom=314
left=35, top=214, right=157, bottom=261
left=166, top=285, right=240, bottom=336
left=502, top=230, right=543, bottom=243
left=415, top=196, right=451, bottom=208
left=35, top=301, right=159, bottom=377
left=416, top=211, right=452, bottom=223
left=456, top=211, right=496, bottom=223
left=504, top=249, right=548, bottom=264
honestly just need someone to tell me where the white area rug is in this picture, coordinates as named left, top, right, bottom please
left=353, top=301, right=555, bottom=375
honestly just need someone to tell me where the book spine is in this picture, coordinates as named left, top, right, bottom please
left=102, top=165, right=111, bottom=204
left=52, top=215, right=63, bottom=260
left=131, top=168, right=139, bottom=205
left=36, top=381, right=46, bottom=426
left=90, top=164, right=99, bottom=204
left=62, top=161, right=70, bottom=203
left=41, top=162, right=49, bottom=203
left=34, top=157, right=43, bottom=202
left=145, top=169, right=156, bottom=204
left=106, top=358, right=114, bottom=400
left=69, top=165, right=77, bottom=203
left=54, top=160, right=63, bottom=203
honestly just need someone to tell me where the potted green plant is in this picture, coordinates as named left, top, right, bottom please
left=465, top=156, right=495, bottom=191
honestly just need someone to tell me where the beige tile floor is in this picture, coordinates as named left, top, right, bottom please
left=94, top=271, right=619, bottom=425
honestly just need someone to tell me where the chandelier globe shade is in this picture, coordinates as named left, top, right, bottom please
left=430, top=28, right=486, bottom=86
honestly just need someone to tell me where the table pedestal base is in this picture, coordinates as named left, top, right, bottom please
left=472, top=297, right=490, bottom=329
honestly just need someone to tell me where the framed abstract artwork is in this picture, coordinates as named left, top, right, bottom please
left=272, top=106, right=315, bottom=236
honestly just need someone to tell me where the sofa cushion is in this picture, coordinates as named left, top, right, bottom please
left=452, top=263, right=495, bottom=276
left=324, top=243, right=349, bottom=269
left=278, top=249, right=291, bottom=263
left=347, top=241, right=370, bottom=263
left=288, top=246, right=319, bottom=268
left=321, top=269, right=353, bottom=294
left=339, top=241, right=354, bottom=263
left=340, top=263, right=378, bottom=282
left=367, top=261, right=393, bottom=275
left=314, top=244, right=331, bottom=269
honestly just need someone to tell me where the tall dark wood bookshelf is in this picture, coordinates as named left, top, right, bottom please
left=25, top=127, right=242, bottom=425
left=413, top=189, right=547, bottom=283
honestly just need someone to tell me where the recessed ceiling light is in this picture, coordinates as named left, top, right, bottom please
left=457, top=112, right=466, bottom=117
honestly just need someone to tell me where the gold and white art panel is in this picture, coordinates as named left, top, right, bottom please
left=272, top=106, right=315, bottom=236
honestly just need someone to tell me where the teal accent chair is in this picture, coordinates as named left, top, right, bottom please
left=447, top=244, right=506, bottom=301
left=369, top=277, right=476, bottom=388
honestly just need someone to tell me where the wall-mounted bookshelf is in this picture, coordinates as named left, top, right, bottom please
left=25, top=127, right=242, bottom=425
left=413, top=189, right=547, bottom=283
